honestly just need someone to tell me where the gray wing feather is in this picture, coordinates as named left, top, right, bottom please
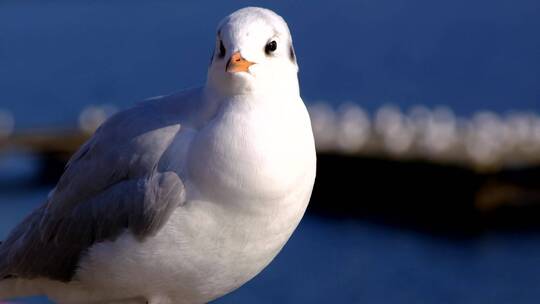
left=0, top=100, right=187, bottom=282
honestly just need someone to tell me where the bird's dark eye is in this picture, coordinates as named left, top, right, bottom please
left=218, top=40, right=226, bottom=59
left=265, top=40, right=277, bottom=55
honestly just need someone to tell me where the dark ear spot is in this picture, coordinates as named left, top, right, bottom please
left=218, top=40, right=226, bottom=59
left=289, top=45, right=296, bottom=63
left=209, top=28, right=223, bottom=65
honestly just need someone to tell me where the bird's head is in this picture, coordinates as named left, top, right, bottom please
left=206, top=7, right=299, bottom=97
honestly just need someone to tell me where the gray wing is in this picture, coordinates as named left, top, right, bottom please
left=0, top=98, right=188, bottom=282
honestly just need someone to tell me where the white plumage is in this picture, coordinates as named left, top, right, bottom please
left=0, top=7, right=316, bottom=304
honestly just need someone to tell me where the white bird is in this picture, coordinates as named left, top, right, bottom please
left=0, top=7, right=316, bottom=304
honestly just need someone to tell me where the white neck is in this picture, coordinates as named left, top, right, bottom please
left=205, top=64, right=300, bottom=100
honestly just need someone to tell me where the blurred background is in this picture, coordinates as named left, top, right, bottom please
left=1, top=0, right=540, bottom=303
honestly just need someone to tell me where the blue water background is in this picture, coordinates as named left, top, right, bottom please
left=1, top=1, right=540, bottom=303
left=1, top=0, right=539, bottom=128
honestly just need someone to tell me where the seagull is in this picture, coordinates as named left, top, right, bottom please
left=0, top=7, right=316, bottom=304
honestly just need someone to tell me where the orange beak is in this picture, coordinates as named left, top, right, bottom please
left=226, top=52, right=255, bottom=73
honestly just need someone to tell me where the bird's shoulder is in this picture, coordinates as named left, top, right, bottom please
left=52, top=88, right=205, bottom=208
left=95, top=86, right=205, bottom=142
